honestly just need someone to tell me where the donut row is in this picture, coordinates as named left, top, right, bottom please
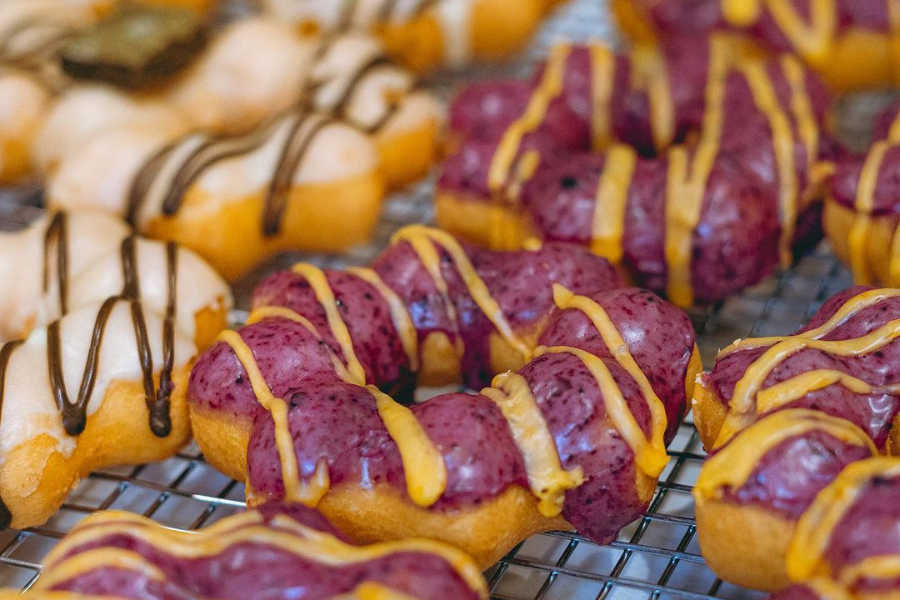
left=692, top=286, right=900, bottom=595
left=0, top=210, right=230, bottom=530
left=261, top=0, right=567, bottom=72
left=614, top=0, right=900, bottom=92
left=438, top=36, right=832, bottom=306
left=186, top=225, right=699, bottom=566
left=0, top=503, right=489, bottom=600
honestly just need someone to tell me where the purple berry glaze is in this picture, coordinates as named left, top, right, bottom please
left=707, top=287, right=900, bottom=448
left=47, top=504, right=482, bottom=600
left=538, top=287, right=695, bottom=442
left=718, top=430, right=874, bottom=518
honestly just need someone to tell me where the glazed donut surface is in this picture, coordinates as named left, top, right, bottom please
left=188, top=225, right=699, bottom=566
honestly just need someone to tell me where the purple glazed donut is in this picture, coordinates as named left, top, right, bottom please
left=187, top=225, right=700, bottom=568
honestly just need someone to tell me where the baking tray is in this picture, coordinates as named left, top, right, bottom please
left=0, top=0, right=865, bottom=598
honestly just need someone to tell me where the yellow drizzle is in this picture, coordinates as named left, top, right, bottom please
left=694, top=409, right=875, bottom=500
left=721, top=0, right=837, bottom=66
left=37, top=510, right=489, bottom=599
left=740, top=60, right=799, bottom=268
left=781, top=54, right=819, bottom=179
left=391, top=226, right=531, bottom=361
left=217, top=330, right=316, bottom=506
left=591, top=144, right=637, bottom=264
left=786, top=457, right=900, bottom=583
left=717, top=288, right=900, bottom=358
left=589, top=44, right=616, bottom=150
left=346, top=266, right=420, bottom=372
left=481, top=372, right=584, bottom=517
left=718, top=318, right=900, bottom=445
left=714, top=288, right=900, bottom=444
left=292, top=264, right=366, bottom=385
left=36, top=548, right=166, bottom=589
left=246, top=306, right=356, bottom=383
left=340, top=582, right=424, bottom=600
left=367, top=385, right=447, bottom=507
left=630, top=45, right=675, bottom=152
left=488, top=43, right=571, bottom=194
left=552, top=285, right=668, bottom=455
left=536, top=345, right=669, bottom=478
left=664, top=37, right=732, bottom=307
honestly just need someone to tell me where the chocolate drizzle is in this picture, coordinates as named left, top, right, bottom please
left=127, top=109, right=333, bottom=237
left=335, top=0, right=438, bottom=31
left=0, top=214, right=183, bottom=529
left=43, top=211, right=69, bottom=315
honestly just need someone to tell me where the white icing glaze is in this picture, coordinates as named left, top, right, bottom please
left=0, top=300, right=196, bottom=461
left=0, top=0, right=105, bottom=45
left=167, top=18, right=316, bottom=133
left=436, top=0, right=474, bottom=68
left=66, top=237, right=231, bottom=341
left=35, top=85, right=189, bottom=175
left=0, top=210, right=129, bottom=342
left=0, top=71, right=52, bottom=167
left=48, top=124, right=175, bottom=220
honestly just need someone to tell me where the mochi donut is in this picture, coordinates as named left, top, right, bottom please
left=33, top=18, right=440, bottom=187
left=46, top=107, right=384, bottom=281
left=187, top=225, right=700, bottom=567
left=261, top=0, right=565, bottom=73
left=693, top=286, right=900, bottom=453
left=0, top=209, right=232, bottom=345
left=613, top=0, right=900, bottom=92
left=825, top=100, right=900, bottom=288
left=436, top=37, right=832, bottom=307
left=0, top=503, right=489, bottom=600
left=0, top=209, right=231, bottom=530
left=708, top=457, right=900, bottom=598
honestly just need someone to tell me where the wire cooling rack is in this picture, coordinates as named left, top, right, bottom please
left=0, top=0, right=864, bottom=598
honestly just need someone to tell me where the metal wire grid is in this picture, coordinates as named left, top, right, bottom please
left=0, top=0, right=863, bottom=598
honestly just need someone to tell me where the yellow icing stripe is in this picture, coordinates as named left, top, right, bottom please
left=551, top=285, right=668, bottom=455
left=756, top=369, right=900, bottom=414
left=481, top=372, right=584, bottom=517
left=718, top=318, right=900, bottom=445
left=217, top=330, right=308, bottom=506
left=787, top=457, right=900, bottom=582
left=694, top=409, right=875, bottom=500
left=838, top=555, right=900, bottom=588
left=591, top=144, right=637, bottom=264
left=717, top=288, right=900, bottom=358
left=890, top=224, right=900, bottom=286
left=539, top=345, right=670, bottom=477
left=781, top=55, right=819, bottom=178
left=367, top=385, right=447, bottom=507
left=804, top=578, right=858, bottom=600
left=850, top=141, right=891, bottom=285
left=740, top=60, right=799, bottom=268
left=664, top=37, right=732, bottom=307
left=630, top=45, right=675, bottom=151
left=346, top=266, right=420, bottom=372
left=488, top=43, right=570, bottom=194
left=246, top=306, right=356, bottom=383
left=36, top=548, right=166, bottom=589
left=767, top=0, right=837, bottom=66
left=590, top=44, right=616, bottom=151
left=41, top=510, right=489, bottom=599
left=391, top=226, right=532, bottom=361
left=721, top=0, right=762, bottom=26
left=292, top=264, right=366, bottom=385
left=337, top=582, right=424, bottom=600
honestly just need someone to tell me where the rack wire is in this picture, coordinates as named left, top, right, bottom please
left=0, top=0, right=863, bottom=598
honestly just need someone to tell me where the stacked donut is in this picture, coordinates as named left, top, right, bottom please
left=187, top=225, right=699, bottom=566
left=692, top=286, right=900, bottom=596
left=437, top=36, right=832, bottom=307
left=0, top=503, right=489, bottom=600
left=261, top=0, right=567, bottom=72
left=613, top=0, right=900, bottom=92
left=0, top=210, right=231, bottom=530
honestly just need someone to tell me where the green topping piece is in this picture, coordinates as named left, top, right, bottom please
left=60, top=4, right=207, bottom=89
